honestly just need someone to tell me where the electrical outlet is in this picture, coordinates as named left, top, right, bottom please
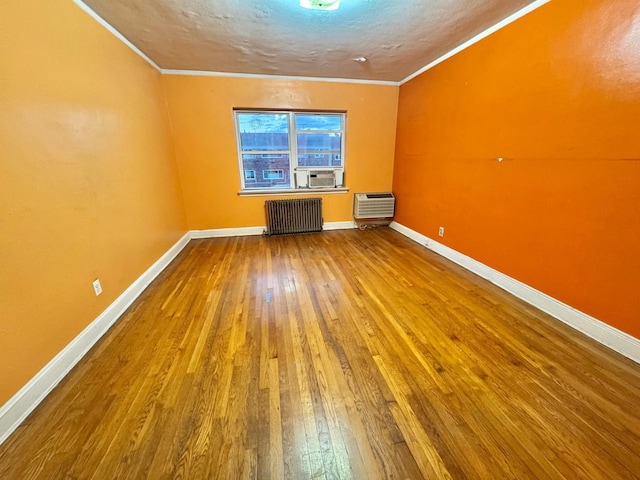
left=92, top=279, right=102, bottom=296
left=438, top=226, right=445, bottom=237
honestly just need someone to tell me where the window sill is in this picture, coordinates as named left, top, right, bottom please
left=238, top=187, right=349, bottom=197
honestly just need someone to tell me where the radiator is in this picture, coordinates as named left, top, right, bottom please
left=265, top=198, right=323, bottom=236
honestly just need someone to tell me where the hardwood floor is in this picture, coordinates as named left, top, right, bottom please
left=1, top=229, right=639, bottom=479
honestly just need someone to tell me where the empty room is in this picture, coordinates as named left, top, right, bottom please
left=1, top=0, right=639, bottom=478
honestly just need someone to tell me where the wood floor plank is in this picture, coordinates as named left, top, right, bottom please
left=1, top=229, right=640, bottom=479
left=373, top=354, right=453, bottom=480
left=269, top=358, right=285, bottom=480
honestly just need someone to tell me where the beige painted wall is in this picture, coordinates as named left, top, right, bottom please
left=0, top=0, right=187, bottom=404
left=162, top=75, right=399, bottom=229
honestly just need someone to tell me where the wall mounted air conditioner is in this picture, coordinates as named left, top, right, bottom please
left=353, top=192, right=395, bottom=219
left=295, top=168, right=344, bottom=189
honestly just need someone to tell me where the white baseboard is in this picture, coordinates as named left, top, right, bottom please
left=191, top=221, right=356, bottom=239
left=190, top=226, right=265, bottom=238
left=324, top=221, right=357, bottom=230
left=0, top=232, right=191, bottom=446
left=390, top=222, right=640, bottom=365
left=12, top=218, right=632, bottom=448
left=0, top=221, right=354, bottom=446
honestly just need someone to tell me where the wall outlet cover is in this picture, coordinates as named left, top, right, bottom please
left=92, top=279, right=102, bottom=296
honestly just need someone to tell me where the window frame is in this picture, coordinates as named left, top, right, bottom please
left=234, top=109, right=346, bottom=192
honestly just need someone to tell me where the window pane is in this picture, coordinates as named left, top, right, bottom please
left=237, top=113, right=289, bottom=151
left=263, top=169, right=285, bottom=180
left=295, top=114, right=342, bottom=131
left=242, top=154, right=291, bottom=189
left=297, top=133, right=342, bottom=167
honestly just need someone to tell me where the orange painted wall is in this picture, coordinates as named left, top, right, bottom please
left=162, top=75, right=398, bottom=229
left=393, top=0, right=640, bottom=338
left=0, top=1, right=187, bottom=403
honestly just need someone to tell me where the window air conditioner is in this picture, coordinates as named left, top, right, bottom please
left=295, top=168, right=344, bottom=189
left=308, top=170, right=336, bottom=188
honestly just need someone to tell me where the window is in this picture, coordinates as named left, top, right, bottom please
left=235, top=110, right=345, bottom=190
left=263, top=169, right=284, bottom=180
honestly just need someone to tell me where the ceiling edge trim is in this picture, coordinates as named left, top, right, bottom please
left=72, top=0, right=162, bottom=72
left=399, top=0, right=552, bottom=86
left=160, top=69, right=400, bottom=86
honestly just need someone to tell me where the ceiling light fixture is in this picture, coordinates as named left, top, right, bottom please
left=300, top=0, right=341, bottom=11
left=354, top=57, right=367, bottom=63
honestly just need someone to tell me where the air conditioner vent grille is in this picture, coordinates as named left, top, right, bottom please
left=365, top=193, right=394, bottom=199
left=353, top=192, right=395, bottom=219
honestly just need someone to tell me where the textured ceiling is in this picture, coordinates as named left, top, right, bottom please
left=79, top=0, right=540, bottom=82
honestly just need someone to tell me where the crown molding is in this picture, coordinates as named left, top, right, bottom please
left=74, top=0, right=550, bottom=86
left=72, top=0, right=161, bottom=72
left=399, top=0, right=552, bottom=85
left=160, top=69, right=399, bottom=86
